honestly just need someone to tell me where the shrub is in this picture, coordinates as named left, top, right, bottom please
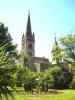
left=51, top=66, right=73, bottom=89
left=69, top=77, right=75, bottom=89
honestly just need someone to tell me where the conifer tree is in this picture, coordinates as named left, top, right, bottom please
left=0, top=22, right=18, bottom=100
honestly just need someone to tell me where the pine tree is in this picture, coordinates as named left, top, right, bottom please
left=0, top=22, right=17, bottom=57
left=0, top=22, right=18, bottom=100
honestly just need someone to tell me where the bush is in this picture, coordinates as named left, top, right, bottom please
left=69, top=77, right=75, bottom=89
left=51, top=66, right=73, bottom=89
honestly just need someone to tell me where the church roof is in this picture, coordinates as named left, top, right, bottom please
left=26, top=11, right=32, bottom=37
left=32, top=56, right=49, bottom=62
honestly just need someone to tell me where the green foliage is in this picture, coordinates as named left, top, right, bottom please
left=52, top=47, right=62, bottom=65
left=23, top=56, right=28, bottom=63
left=16, top=67, right=30, bottom=86
left=0, top=22, right=18, bottom=100
left=59, top=34, right=75, bottom=61
left=69, top=76, right=75, bottom=89
left=51, top=66, right=73, bottom=89
left=16, top=67, right=36, bottom=91
left=14, top=90, right=75, bottom=100
left=16, top=67, right=54, bottom=92
left=52, top=39, right=62, bottom=66
left=0, top=22, right=17, bottom=57
left=37, top=69, right=54, bottom=92
left=0, top=44, right=18, bottom=100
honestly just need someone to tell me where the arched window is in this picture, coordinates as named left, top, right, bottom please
left=28, top=43, right=32, bottom=49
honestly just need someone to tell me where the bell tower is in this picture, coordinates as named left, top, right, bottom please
left=51, top=34, right=61, bottom=64
left=51, top=34, right=58, bottom=64
left=21, top=11, right=35, bottom=57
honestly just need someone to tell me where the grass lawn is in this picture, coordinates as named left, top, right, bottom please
left=14, top=90, right=75, bottom=100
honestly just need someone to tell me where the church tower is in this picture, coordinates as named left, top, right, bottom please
left=21, top=11, right=35, bottom=57
left=51, top=34, right=61, bottom=64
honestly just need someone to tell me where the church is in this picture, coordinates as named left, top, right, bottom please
left=20, top=11, right=60, bottom=72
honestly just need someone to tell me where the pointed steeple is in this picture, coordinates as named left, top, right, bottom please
left=52, top=33, right=58, bottom=52
left=33, top=32, right=35, bottom=37
left=26, top=11, right=32, bottom=37
left=22, top=33, right=24, bottom=39
left=54, top=33, right=58, bottom=45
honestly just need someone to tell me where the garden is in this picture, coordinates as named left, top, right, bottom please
left=0, top=22, right=75, bottom=100
left=12, top=89, right=75, bottom=100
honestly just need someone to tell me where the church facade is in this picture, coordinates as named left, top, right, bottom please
left=20, top=12, right=74, bottom=72
left=21, top=12, right=50, bottom=72
left=21, top=12, right=35, bottom=57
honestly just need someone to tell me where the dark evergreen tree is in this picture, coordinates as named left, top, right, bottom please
left=51, top=66, right=73, bottom=89
left=0, top=22, right=17, bottom=57
left=0, top=22, right=18, bottom=100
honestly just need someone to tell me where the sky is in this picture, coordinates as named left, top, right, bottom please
left=0, top=0, right=75, bottom=61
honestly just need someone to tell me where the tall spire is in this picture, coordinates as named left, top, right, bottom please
left=26, top=11, right=32, bottom=37
left=52, top=33, right=58, bottom=52
left=54, top=33, right=58, bottom=45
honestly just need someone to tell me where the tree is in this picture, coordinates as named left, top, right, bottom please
left=0, top=22, right=17, bottom=57
left=51, top=66, right=73, bottom=89
left=59, top=34, right=75, bottom=61
left=17, top=67, right=36, bottom=92
left=16, top=67, right=30, bottom=87
left=38, top=70, right=54, bottom=92
left=52, top=36, right=62, bottom=66
left=0, top=22, right=18, bottom=100
left=52, top=45, right=62, bottom=66
left=43, top=69, right=54, bottom=92
left=0, top=44, right=18, bottom=100
left=23, top=56, right=28, bottom=66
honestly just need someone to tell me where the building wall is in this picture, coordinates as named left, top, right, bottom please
left=35, top=62, right=40, bottom=72
left=21, top=38, right=35, bottom=56
left=40, top=63, right=49, bottom=71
